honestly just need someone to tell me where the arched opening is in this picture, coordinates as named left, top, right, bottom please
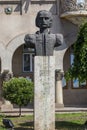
left=63, top=46, right=71, bottom=74
left=12, top=44, right=35, bottom=81
left=63, top=45, right=87, bottom=107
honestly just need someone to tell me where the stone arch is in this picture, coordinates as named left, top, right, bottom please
left=0, top=42, right=5, bottom=58
left=63, top=44, right=74, bottom=73
left=6, top=33, right=75, bottom=73
left=5, top=34, right=25, bottom=73
left=7, top=33, right=25, bottom=57
left=0, top=42, right=6, bottom=72
left=12, top=44, right=24, bottom=77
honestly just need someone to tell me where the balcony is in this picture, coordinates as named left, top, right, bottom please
left=60, top=0, right=87, bottom=25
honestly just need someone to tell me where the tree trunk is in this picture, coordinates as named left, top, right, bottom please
left=19, top=106, right=21, bottom=117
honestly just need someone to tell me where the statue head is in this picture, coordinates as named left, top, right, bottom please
left=35, top=10, right=53, bottom=29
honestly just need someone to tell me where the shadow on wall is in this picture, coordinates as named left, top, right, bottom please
left=50, top=4, right=57, bottom=15
left=14, top=0, right=30, bottom=13
left=49, top=4, right=67, bottom=51
left=14, top=0, right=56, bottom=14
left=49, top=3, right=62, bottom=34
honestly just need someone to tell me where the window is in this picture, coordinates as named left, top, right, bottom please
left=73, top=78, right=79, bottom=88
left=72, top=79, right=87, bottom=89
left=23, top=45, right=35, bottom=72
left=62, top=77, right=67, bottom=88
left=23, top=53, right=34, bottom=72
left=70, top=54, right=74, bottom=66
left=70, top=53, right=87, bottom=88
left=64, top=45, right=87, bottom=89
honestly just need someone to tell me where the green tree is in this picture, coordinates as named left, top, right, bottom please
left=3, top=77, right=34, bottom=116
left=65, top=22, right=87, bottom=82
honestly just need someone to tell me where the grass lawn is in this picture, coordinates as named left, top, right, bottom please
left=0, top=112, right=87, bottom=130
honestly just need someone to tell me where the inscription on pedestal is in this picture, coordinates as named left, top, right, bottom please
left=40, top=70, right=49, bottom=76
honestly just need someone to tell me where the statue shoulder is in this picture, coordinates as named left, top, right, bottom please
left=56, top=34, right=63, bottom=43
left=48, top=33, right=56, bottom=39
left=24, top=34, right=36, bottom=44
left=55, top=34, right=64, bottom=45
left=36, top=31, right=40, bottom=34
left=25, top=34, right=35, bottom=40
left=54, top=33, right=64, bottom=47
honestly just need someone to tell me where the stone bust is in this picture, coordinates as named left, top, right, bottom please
left=24, top=10, right=63, bottom=56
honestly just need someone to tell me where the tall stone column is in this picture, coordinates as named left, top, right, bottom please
left=55, top=70, right=64, bottom=108
left=34, top=56, right=55, bottom=130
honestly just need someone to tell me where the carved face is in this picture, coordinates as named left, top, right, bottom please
left=36, top=10, right=53, bottom=29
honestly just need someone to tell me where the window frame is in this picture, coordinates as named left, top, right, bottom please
left=23, top=53, right=35, bottom=72
left=69, top=48, right=87, bottom=89
left=71, top=79, right=87, bottom=89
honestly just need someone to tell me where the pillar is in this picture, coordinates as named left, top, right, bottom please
left=55, top=69, right=64, bottom=108
left=34, top=56, right=55, bottom=130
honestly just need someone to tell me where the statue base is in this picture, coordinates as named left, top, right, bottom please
left=34, top=56, right=55, bottom=130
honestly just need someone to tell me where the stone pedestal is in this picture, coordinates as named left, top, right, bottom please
left=55, top=70, right=64, bottom=108
left=34, top=56, right=55, bottom=130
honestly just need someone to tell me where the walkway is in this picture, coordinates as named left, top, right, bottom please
left=1, top=107, right=87, bottom=116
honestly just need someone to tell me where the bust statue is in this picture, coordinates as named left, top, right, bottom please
left=24, top=10, right=63, bottom=56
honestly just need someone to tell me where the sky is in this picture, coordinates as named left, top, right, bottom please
left=77, top=0, right=85, bottom=3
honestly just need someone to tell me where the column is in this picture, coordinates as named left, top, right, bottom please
left=34, top=56, right=55, bottom=130
left=55, top=69, right=64, bottom=108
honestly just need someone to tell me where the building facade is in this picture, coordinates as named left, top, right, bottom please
left=0, top=0, right=87, bottom=109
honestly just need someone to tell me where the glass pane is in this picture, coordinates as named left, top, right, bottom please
left=23, top=54, right=30, bottom=71
left=70, top=54, right=74, bottom=65
left=73, top=78, right=79, bottom=88
left=80, top=81, right=86, bottom=88
left=77, top=0, right=85, bottom=4
left=62, top=77, right=66, bottom=87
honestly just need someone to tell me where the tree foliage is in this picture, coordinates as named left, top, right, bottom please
left=65, top=22, right=87, bottom=82
left=3, top=77, right=34, bottom=116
